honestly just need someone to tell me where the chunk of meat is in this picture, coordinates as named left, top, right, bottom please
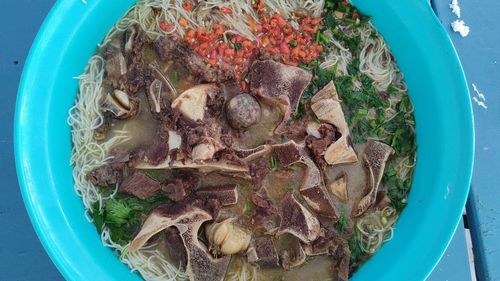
left=334, top=243, right=351, bottom=281
left=118, top=65, right=145, bottom=96
left=277, top=191, right=320, bottom=243
left=142, top=127, right=169, bottom=166
left=281, top=119, right=308, bottom=140
left=251, top=194, right=276, bottom=212
left=249, top=60, right=312, bottom=134
left=305, top=123, right=339, bottom=167
left=247, top=236, right=280, bottom=268
left=119, top=171, right=161, bottom=199
left=108, top=149, right=131, bottom=170
left=303, top=229, right=351, bottom=281
left=154, top=37, right=234, bottom=83
left=86, top=165, right=121, bottom=187
left=161, top=172, right=199, bottom=202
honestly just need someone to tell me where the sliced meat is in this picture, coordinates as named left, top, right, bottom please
left=161, top=172, right=199, bottom=202
left=277, top=191, right=320, bottom=243
left=353, top=140, right=394, bottom=217
left=119, top=171, right=161, bottom=199
left=195, top=185, right=238, bottom=206
left=154, top=37, right=234, bottom=83
left=249, top=60, right=312, bottom=134
left=247, top=236, right=280, bottom=268
left=271, top=141, right=302, bottom=167
left=281, top=119, right=308, bottom=140
left=249, top=157, right=271, bottom=182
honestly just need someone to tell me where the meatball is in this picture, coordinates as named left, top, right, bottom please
left=226, top=94, right=261, bottom=129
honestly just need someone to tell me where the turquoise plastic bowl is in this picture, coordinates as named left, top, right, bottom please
left=15, top=0, right=474, bottom=280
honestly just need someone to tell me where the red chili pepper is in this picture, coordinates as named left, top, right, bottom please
left=220, top=7, right=232, bottom=14
left=159, top=21, right=174, bottom=32
left=182, top=1, right=192, bottom=11
left=279, top=42, right=290, bottom=55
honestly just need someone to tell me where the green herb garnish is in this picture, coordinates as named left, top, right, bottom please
left=269, top=156, right=278, bottom=171
left=287, top=183, right=300, bottom=190
left=92, top=193, right=169, bottom=245
left=171, top=71, right=179, bottom=82
left=335, top=208, right=349, bottom=231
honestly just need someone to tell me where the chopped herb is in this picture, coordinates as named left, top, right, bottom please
left=143, top=169, right=165, bottom=181
left=255, top=136, right=264, bottom=146
left=335, top=208, right=349, bottom=231
left=171, top=71, right=179, bottom=82
left=287, top=183, right=300, bottom=190
left=105, top=199, right=131, bottom=225
left=280, top=135, right=288, bottom=143
left=233, top=42, right=243, bottom=51
left=288, top=40, right=298, bottom=47
left=243, top=200, right=254, bottom=214
left=315, top=31, right=330, bottom=46
left=349, top=230, right=365, bottom=264
left=269, top=156, right=278, bottom=171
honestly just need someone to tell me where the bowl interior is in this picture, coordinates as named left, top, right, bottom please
left=15, top=0, right=473, bottom=280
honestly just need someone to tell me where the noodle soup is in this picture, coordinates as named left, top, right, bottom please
left=69, top=1, right=416, bottom=280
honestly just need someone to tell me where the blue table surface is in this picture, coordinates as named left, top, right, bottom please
left=1, top=1, right=498, bottom=281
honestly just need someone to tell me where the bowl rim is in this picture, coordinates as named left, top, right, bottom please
left=15, top=0, right=474, bottom=280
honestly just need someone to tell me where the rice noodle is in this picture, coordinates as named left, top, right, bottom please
left=356, top=206, right=398, bottom=254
